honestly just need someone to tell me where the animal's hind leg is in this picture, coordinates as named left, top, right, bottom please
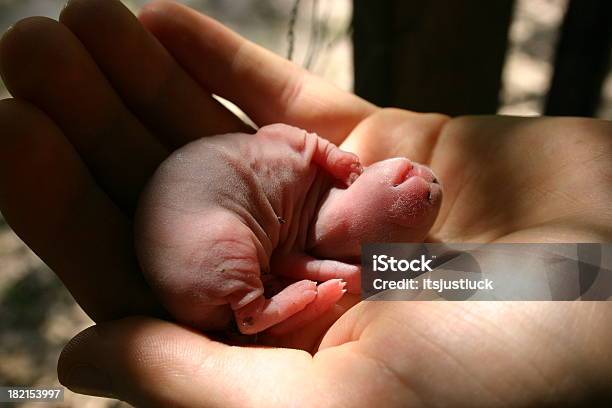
left=232, top=280, right=317, bottom=334
left=272, top=253, right=361, bottom=294
left=232, top=278, right=347, bottom=334
left=268, top=279, right=347, bottom=335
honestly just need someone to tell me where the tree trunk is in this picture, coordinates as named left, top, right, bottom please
left=353, top=0, right=515, bottom=116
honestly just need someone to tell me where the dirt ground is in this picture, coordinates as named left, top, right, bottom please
left=0, top=0, right=610, bottom=407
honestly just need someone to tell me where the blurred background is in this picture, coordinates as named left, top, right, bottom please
left=0, top=0, right=610, bottom=406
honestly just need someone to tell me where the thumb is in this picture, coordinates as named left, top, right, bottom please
left=340, top=109, right=449, bottom=166
left=58, top=316, right=314, bottom=407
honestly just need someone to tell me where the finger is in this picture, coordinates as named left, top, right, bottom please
left=60, top=0, right=249, bottom=148
left=340, top=108, right=450, bottom=166
left=0, top=17, right=167, bottom=211
left=139, top=0, right=377, bottom=145
left=58, top=317, right=316, bottom=407
left=0, top=98, right=159, bottom=321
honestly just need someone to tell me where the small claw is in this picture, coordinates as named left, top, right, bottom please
left=347, top=171, right=360, bottom=186
left=345, top=162, right=363, bottom=186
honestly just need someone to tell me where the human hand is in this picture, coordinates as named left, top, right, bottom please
left=56, top=105, right=612, bottom=406
left=1, top=0, right=611, bottom=406
left=0, top=0, right=375, bottom=325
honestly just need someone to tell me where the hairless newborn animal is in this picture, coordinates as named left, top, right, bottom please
left=135, top=124, right=442, bottom=335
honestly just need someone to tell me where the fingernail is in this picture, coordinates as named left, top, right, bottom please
left=65, top=364, right=115, bottom=398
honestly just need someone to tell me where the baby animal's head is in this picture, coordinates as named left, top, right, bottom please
left=309, top=157, right=442, bottom=261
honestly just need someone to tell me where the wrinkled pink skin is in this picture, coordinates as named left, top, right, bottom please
left=135, top=124, right=442, bottom=335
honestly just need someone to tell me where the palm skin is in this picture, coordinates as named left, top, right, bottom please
left=0, top=1, right=610, bottom=407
